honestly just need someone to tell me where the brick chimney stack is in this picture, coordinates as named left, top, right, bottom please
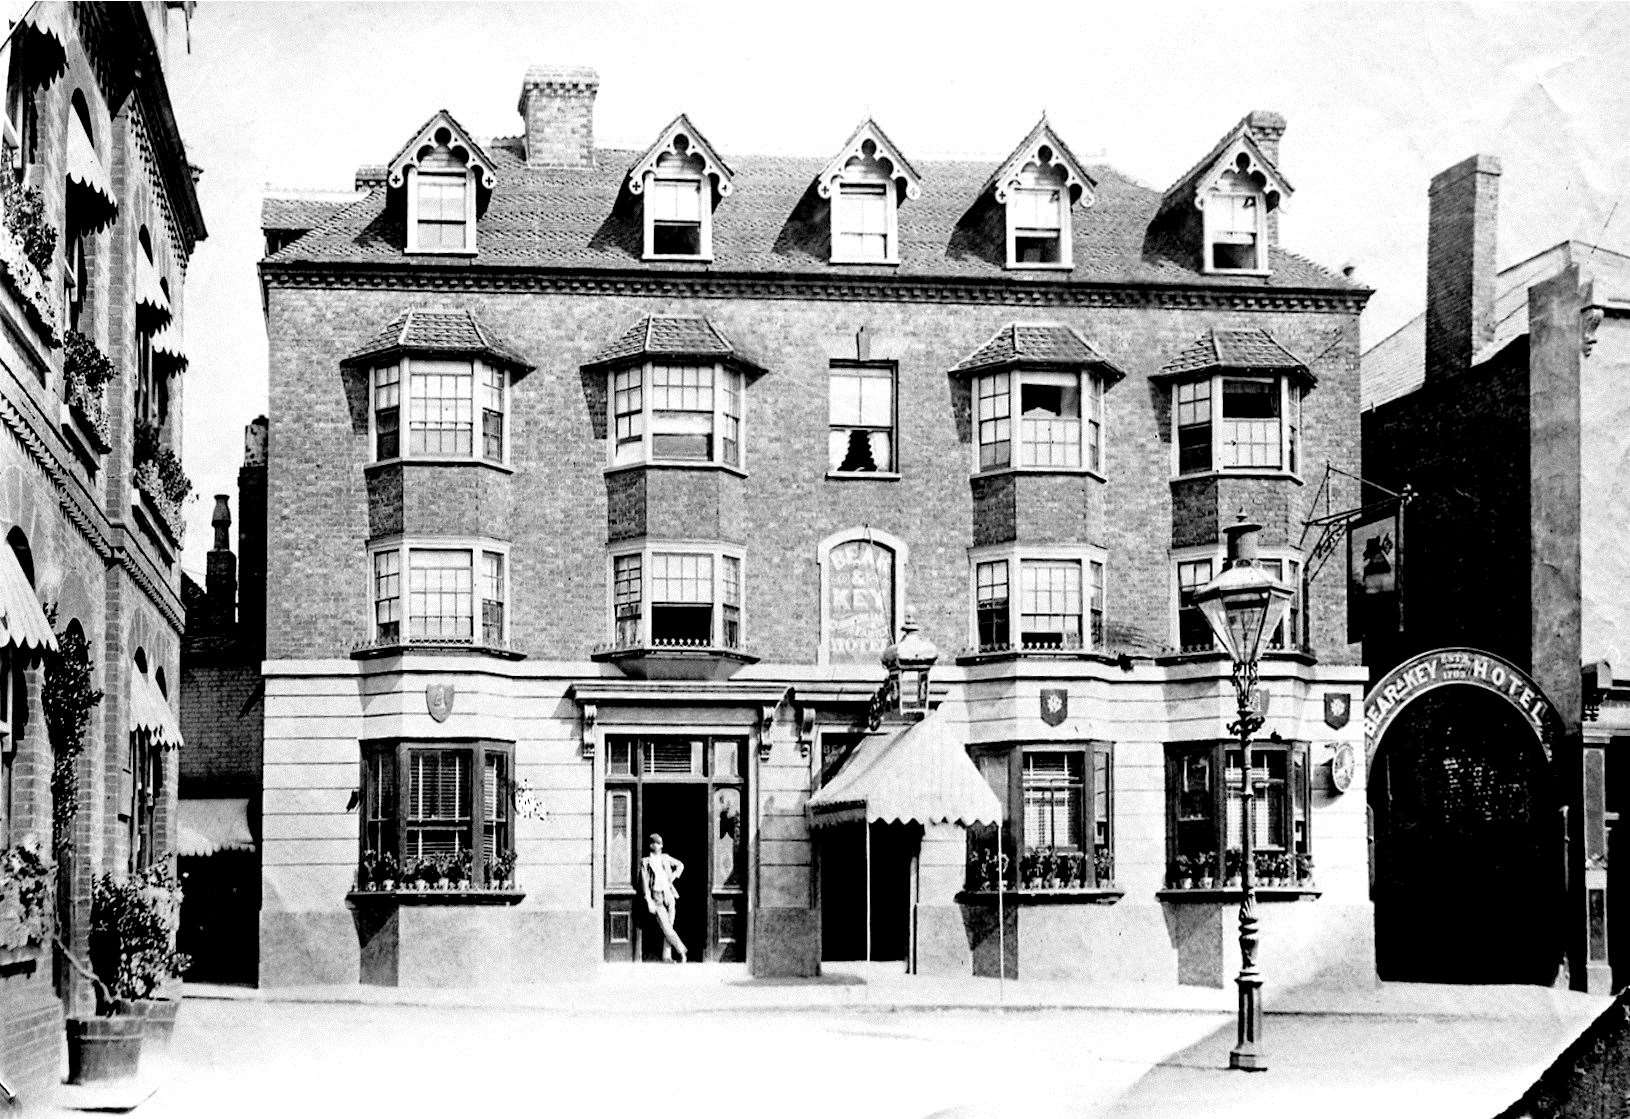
left=1242, top=110, right=1286, bottom=166
left=518, top=65, right=599, bottom=169
left=1426, top=154, right=1501, bottom=384
left=205, top=494, right=237, bottom=631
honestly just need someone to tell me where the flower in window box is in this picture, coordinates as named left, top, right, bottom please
left=1019, top=849, right=1040, bottom=890
left=487, top=850, right=518, bottom=890
left=357, top=849, right=379, bottom=892
left=1295, top=852, right=1314, bottom=886
left=1171, top=854, right=1194, bottom=890
left=1224, top=848, right=1243, bottom=887
left=378, top=853, right=400, bottom=892
left=445, top=850, right=470, bottom=890
left=1093, top=848, right=1114, bottom=888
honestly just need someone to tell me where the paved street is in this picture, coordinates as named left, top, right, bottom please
left=36, top=977, right=1612, bottom=1119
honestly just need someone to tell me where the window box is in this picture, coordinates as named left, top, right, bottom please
left=359, top=740, right=516, bottom=892
left=958, top=888, right=1124, bottom=906
left=130, top=462, right=182, bottom=549
left=346, top=888, right=525, bottom=907
left=1165, top=741, right=1311, bottom=889
left=1156, top=887, right=1320, bottom=903
left=350, top=635, right=526, bottom=661
left=62, top=330, right=113, bottom=452
left=967, top=744, right=1114, bottom=896
left=0, top=178, right=59, bottom=346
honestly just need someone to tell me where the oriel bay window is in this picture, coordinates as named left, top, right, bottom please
left=976, top=368, right=1105, bottom=473
left=609, top=547, right=744, bottom=650
left=370, top=542, right=509, bottom=648
left=611, top=362, right=743, bottom=469
left=973, top=551, right=1105, bottom=653
left=969, top=745, right=1114, bottom=891
left=361, top=740, right=515, bottom=889
left=1174, top=552, right=1302, bottom=654
left=1173, top=373, right=1302, bottom=476
left=369, top=357, right=508, bottom=465
left=1166, top=741, right=1311, bottom=888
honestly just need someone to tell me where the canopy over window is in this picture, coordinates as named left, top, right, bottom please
left=128, top=667, right=181, bottom=748
left=177, top=798, right=254, bottom=857
left=135, top=255, right=172, bottom=330
left=0, top=540, right=54, bottom=656
left=1, top=4, right=66, bottom=88
left=808, top=712, right=1000, bottom=829
left=65, top=123, right=117, bottom=230
left=151, top=318, right=186, bottom=372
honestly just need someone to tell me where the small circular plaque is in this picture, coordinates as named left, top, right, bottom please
left=1330, top=743, right=1356, bottom=793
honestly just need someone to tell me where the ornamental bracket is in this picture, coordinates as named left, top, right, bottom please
left=580, top=702, right=598, bottom=759
left=1298, top=462, right=1415, bottom=586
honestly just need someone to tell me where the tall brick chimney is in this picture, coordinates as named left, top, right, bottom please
left=518, top=65, right=599, bottom=169
left=1242, top=110, right=1286, bottom=166
left=205, top=495, right=237, bottom=632
left=1426, top=154, right=1501, bottom=384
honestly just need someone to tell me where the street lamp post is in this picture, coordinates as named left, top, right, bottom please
left=1194, top=516, right=1294, bottom=1074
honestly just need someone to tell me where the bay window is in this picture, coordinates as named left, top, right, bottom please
left=369, top=357, right=507, bottom=465
left=969, top=744, right=1114, bottom=891
left=369, top=542, right=509, bottom=648
left=361, top=740, right=515, bottom=888
left=1166, top=741, right=1311, bottom=887
left=1172, top=373, right=1302, bottom=476
left=608, top=546, right=745, bottom=650
left=1174, top=551, right=1302, bottom=654
left=610, top=361, right=743, bottom=469
left=973, top=550, right=1105, bottom=654
left=976, top=368, right=1105, bottom=473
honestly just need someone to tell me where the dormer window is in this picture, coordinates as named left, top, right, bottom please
left=409, top=137, right=474, bottom=253
left=385, top=112, right=497, bottom=258
left=818, top=121, right=921, bottom=267
left=989, top=123, right=1093, bottom=272
left=647, top=151, right=706, bottom=258
left=628, top=116, right=734, bottom=263
left=1206, top=170, right=1264, bottom=272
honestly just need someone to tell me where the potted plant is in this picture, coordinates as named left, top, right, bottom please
left=357, top=849, right=379, bottom=892
left=1224, top=848, right=1243, bottom=888
left=378, top=852, right=400, bottom=892
left=1092, top=847, right=1113, bottom=888
left=1039, top=849, right=1056, bottom=889
left=1019, top=849, right=1040, bottom=890
left=90, top=866, right=189, bottom=1052
left=446, top=850, right=469, bottom=890
left=1172, top=854, right=1194, bottom=890
left=1295, top=851, right=1315, bottom=886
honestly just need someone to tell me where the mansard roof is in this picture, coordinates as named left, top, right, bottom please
left=262, top=135, right=1361, bottom=295
left=1156, top=327, right=1314, bottom=386
left=583, top=314, right=766, bottom=376
left=1161, top=114, right=1293, bottom=212
left=816, top=119, right=922, bottom=202
left=984, top=118, right=1096, bottom=207
left=950, top=323, right=1126, bottom=384
left=340, top=308, right=532, bottom=372
left=386, top=110, right=498, bottom=194
left=627, top=113, right=735, bottom=199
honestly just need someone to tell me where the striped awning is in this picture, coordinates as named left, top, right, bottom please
left=177, top=799, right=254, bottom=857
left=65, top=121, right=117, bottom=230
left=808, top=712, right=1001, bottom=829
left=0, top=540, right=54, bottom=656
left=150, top=317, right=186, bottom=371
left=1, top=5, right=66, bottom=87
left=128, top=667, right=181, bottom=748
left=135, top=256, right=171, bottom=330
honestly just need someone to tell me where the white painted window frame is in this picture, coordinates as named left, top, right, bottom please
left=1004, top=168, right=1074, bottom=270
left=973, top=368, right=1107, bottom=478
left=641, top=161, right=713, bottom=262
left=967, top=543, right=1108, bottom=654
left=366, top=536, right=512, bottom=647
left=1169, top=372, right=1300, bottom=480
left=1201, top=183, right=1268, bottom=276
left=606, top=360, right=744, bottom=472
left=367, top=356, right=509, bottom=467
left=1169, top=542, right=1304, bottom=655
left=404, top=164, right=479, bottom=256
left=830, top=162, right=900, bottom=266
left=604, top=540, right=748, bottom=650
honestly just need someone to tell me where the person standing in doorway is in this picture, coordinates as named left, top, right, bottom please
left=641, top=833, right=687, bottom=963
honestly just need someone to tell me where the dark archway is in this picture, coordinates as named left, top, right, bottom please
left=1370, top=685, right=1560, bottom=983
left=7, top=525, right=34, bottom=587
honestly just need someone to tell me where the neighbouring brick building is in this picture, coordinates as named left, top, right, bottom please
left=0, top=1, right=203, bottom=1105
left=178, top=417, right=266, bottom=985
left=1361, top=155, right=1630, bottom=993
left=257, top=66, right=1374, bottom=990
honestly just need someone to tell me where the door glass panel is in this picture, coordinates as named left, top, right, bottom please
left=606, top=789, right=633, bottom=889
left=607, top=738, right=633, bottom=776
left=646, top=739, right=702, bottom=775
left=713, top=787, right=743, bottom=889
left=713, top=738, right=740, bottom=779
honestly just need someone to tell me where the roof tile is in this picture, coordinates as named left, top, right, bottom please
left=952, top=323, right=1125, bottom=381
left=341, top=308, right=532, bottom=371
left=585, top=314, right=763, bottom=373
left=1160, top=327, right=1311, bottom=380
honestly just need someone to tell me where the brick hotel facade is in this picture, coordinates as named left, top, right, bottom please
left=0, top=2, right=202, bottom=1103
left=257, top=67, right=1373, bottom=988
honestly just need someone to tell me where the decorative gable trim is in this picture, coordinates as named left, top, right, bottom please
left=988, top=119, right=1096, bottom=207
left=817, top=119, right=922, bottom=203
left=1192, top=133, right=1291, bottom=212
left=385, top=111, right=498, bottom=193
left=627, top=114, right=735, bottom=199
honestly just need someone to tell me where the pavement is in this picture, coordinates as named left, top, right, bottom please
left=27, top=967, right=1616, bottom=1118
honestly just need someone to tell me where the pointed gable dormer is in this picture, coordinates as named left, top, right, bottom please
left=627, top=114, right=734, bottom=262
left=817, top=120, right=922, bottom=265
left=387, top=110, right=498, bottom=256
left=986, top=118, right=1096, bottom=270
left=1159, top=111, right=1293, bottom=276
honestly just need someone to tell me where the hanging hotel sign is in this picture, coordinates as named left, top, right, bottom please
left=826, top=540, right=895, bottom=664
left=426, top=682, right=455, bottom=723
left=1363, top=647, right=1558, bottom=757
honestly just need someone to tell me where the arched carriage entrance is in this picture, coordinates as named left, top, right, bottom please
left=1366, top=648, right=1562, bottom=984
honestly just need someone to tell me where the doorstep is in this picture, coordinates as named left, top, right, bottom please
left=54, top=1077, right=158, bottom=1113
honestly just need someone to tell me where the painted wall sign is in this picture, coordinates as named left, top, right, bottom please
left=1324, top=692, right=1351, bottom=729
left=825, top=539, right=895, bottom=663
left=1040, top=688, right=1068, bottom=726
left=426, top=682, right=455, bottom=722
left=1363, top=647, right=1557, bottom=756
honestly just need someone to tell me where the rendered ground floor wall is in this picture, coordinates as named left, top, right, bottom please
left=258, top=656, right=1373, bottom=988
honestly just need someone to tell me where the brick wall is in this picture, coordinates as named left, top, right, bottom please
left=265, top=286, right=1364, bottom=667
left=179, top=652, right=263, bottom=794
left=1426, top=155, right=1501, bottom=386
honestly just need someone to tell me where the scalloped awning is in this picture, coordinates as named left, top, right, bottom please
left=808, top=712, right=1000, bottom=829
left=151, top=317, right=186, bottom=372
left=2, top=4, right=67, bottom=88
left=128, top=667, right=181, bottom=748
left=177, top=799, right=254, bottom=857
left=0, top=540, right=54, bottom=657
left=135, top=255, right=171, bottom=330
left=65, top=123, right=117, bottom=230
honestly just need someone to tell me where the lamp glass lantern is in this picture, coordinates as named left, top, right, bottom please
left=1195, top=521, right=1294, bottom=668
left=881, top=609, right=937, bottom=719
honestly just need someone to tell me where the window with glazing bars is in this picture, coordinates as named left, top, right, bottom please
left=406, top=750, right=469, bottom=859
left=373, top=364, right=401, bottom=459
left=829, top=363, right=894, bottom=472
left=977, top=373, right=1012, bottom=470
left=373, top=549, right=401, bottom=643
left=479, top=551, right=505, bottom=645
left=1019, top=372, right=1081, bottom=468
left=1220, top=379, right=1280, bottom=468
left=650, top=552, right=714, bottom=645
left=650, top=363, right=714, bottom=460
left=614, top=554, right=642, bottom=646
left=650, top=175, right=703, bottom=256
left=613, top=367, right=644, bottom=464
left=409, top=361, right=474, bottom=456
left=836, top=181, right=889, bottom=260
left=1020, top=560, right=1082, bottom=649
left=1257, top=557, right=1302, bottom=651
left=1023, top=752, right=1083, bottom=852
left=1176, top=379, right=1211, bottom=474
left=721, top=555, right=742, bottom=649
left=1011, top=183, right=1064, bottom=264
left=976, top=560, right=1010, bottom=651
left=1176, top=558, right=1214, bottom=652
left=482, top=753, right=509, bottom=862
left=481, top=364, right=505, bottom=462
left=415, top=172, right=468, bottom=251
left=409, top=549, right=473, bottom=641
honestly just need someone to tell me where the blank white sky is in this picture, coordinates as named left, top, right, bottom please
left=167, top=0, right=1630, bottom=573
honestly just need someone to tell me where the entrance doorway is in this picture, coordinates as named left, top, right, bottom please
left=820, top=821, right=919, bottom=964
left=603, top=735, right=747, bottom=963
left=1370, top=686, right=1559, bottom=983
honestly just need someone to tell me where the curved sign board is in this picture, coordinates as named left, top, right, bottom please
left=1364, top=646, right=1560, bottom=764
